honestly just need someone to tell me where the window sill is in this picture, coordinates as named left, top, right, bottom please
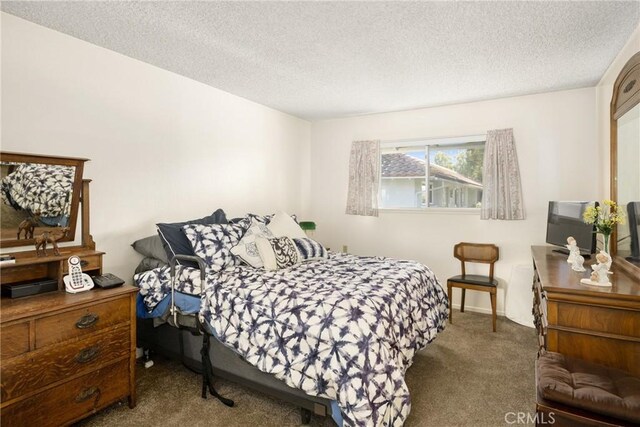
left=379, top=208, right=481, bottom=215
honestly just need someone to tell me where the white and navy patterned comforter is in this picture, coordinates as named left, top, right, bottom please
left=1, top=163, right=75, bottom=218
left=135, top=264, right=204, bottom=310
left=135, top=252, right=448, bottom=426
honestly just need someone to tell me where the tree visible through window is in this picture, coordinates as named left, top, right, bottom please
left=379, top=139, right=485, bottom=209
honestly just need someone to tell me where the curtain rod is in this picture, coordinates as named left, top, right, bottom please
left=379, top=133, right=487, bottom=146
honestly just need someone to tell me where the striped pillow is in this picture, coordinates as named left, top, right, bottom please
left=293, top=238, right=328, bottom=261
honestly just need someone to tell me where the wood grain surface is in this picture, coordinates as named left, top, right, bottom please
left=0, top=322, right=29, bottom=359
left=35, top=297, right=130, bottom=348
left=1, top=325, right=130, bottom=402
left=1, top=360, right=129, bottom=427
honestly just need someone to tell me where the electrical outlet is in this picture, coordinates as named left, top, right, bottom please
left=342, top=245, right=348, bottom=253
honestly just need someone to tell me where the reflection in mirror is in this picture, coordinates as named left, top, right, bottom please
left=616, top=103, right=640, bottom=263
left=1, top=162, right=76, bottom=242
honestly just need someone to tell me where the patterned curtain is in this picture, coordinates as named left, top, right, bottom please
left=481, top=128, right=525, bottom=220
left=346, top=140, right=380, bottom=217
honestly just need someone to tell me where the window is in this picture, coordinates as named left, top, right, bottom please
left=379, top=135, right=485, bottom=209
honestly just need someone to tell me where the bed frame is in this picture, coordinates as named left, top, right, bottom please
left=136, top=255, right=335, bottom=425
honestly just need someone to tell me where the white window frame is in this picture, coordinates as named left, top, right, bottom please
left=379, top=134, right=486, bottom=213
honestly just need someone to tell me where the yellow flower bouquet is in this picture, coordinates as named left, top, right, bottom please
left=583, top=200, right=625, bottom=253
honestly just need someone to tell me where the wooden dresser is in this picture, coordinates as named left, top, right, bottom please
left=531, top=246, right=640, bottom=375
left=0, top=250, right=138, bottom=426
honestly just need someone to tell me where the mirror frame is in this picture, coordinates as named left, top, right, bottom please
left=610, top=51, right=640, bottom=273
left=0, top=152, right=88, bottom=249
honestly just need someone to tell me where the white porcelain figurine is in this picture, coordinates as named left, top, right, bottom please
left=566, top=237, right=580, bottom=264
left=572, top=254, right=586, bottom=272
left=580, top=251, right=612, bottom=287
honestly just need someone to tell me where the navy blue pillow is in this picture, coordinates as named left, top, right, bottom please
left=156, top=209, right=227, bottom=267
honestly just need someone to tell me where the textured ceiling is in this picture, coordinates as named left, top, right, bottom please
left=2, top=1, right=639, bottom=120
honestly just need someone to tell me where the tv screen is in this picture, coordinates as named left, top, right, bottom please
left=627, top=201, right=640, bottom=260
left=546, top=201, right=597, bottom=254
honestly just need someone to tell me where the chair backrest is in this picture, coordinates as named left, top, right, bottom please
left=453, top=242, right=499, bottom=279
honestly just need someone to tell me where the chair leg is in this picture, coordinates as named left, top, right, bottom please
left=447, top=283, right=453, bottom=324
left=460, top=289, right=466, bottom=313
left=490, top=290, right=497, bottom=332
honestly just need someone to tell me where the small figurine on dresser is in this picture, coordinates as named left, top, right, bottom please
left=34, top=227, right=69, bottom=257
left=580, top=251, right=612, bottom=287
left=566, top=237, right=579, bottom=263
left=572, top=253, right=586, bottom=272
left=565, top=237, right=586, bottom=271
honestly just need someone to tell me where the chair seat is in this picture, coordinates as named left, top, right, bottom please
left=537, top=351, right=640, bottom=424
left=447, top=274, right=498, bottom=287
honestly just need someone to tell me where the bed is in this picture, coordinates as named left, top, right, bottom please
left=135, top=249, right=448, bottom=426
left=136, top=253, right=447, bottom=425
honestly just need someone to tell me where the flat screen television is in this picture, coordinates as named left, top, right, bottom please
left=627, top=201, right=640, bottom=262
left=546, top=201, right=598, bottom=255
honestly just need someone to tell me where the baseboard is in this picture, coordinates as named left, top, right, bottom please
left=450, top=303, right=505, bottom=317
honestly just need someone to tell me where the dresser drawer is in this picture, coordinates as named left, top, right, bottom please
left=0, top=322, right=29, bottom=359
left=0, top=263, right=49, bottom=286
left=1, top=360, right=129, bottom=427
left=1, top=326, right=130, bottom=402
left=556, top=303, right=639, bottom=337
left=61, top=254, right=102, bottom=274
left=35, top=297, right=130, bottom=349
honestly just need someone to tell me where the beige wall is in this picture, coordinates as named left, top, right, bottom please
left=0, top=13, right=311, bottom=280
left=310, top=88, right=598, bottom=316
left=1, top=11, right=636, bottom=319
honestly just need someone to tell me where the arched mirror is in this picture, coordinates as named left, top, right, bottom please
left=611, top=51, right=640, bottom=272
left=0, top=152, right=87, bottom=249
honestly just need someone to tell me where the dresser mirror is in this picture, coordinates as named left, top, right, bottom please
left=0, top=152, right=87, bottom=249
left=611, top=51, right=640, bottom=271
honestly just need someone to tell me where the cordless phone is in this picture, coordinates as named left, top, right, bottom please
left=63, top=256, right=94, bottom=293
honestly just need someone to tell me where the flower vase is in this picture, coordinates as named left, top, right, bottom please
left=600, top=233, right=613, bottom=270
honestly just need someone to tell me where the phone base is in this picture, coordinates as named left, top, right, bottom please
left=63, top=275, right=94, bottom=294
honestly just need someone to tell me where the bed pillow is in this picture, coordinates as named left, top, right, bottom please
left=134, top=257, right=168, bottom=275
left=246, top=213, right=273, bottom=224
left=255, top=236, right=301, bottom=271
left=182, top=222, right=246, bottom=273
left=267, top=211, right=306, bottom=239
left=131, top=235, right=170, bottom=263
left=230, top=221, right=274, bottom=268
left=230, top=213, right=298, bottom=226
left=293, top=237, right=328, bottom=261
left=156, top=209, right=227, bottom=265
left=229, top=213, right=273, bottom=232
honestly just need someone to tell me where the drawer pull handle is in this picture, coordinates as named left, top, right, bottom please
left=80, top=260, right=89, bottom=267
left=75, top=386, right=101, bottom=403
left=75, top=346, right=100, bottom=364
left=76, top=313, right=99, bottom=329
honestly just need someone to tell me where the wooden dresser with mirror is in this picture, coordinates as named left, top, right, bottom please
left=0, top=152, right=137, bottom=426
left=532, top=52, right=640, bottom=377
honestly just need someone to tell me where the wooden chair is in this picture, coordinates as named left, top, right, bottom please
left=447, top=242, right=500, bottom=332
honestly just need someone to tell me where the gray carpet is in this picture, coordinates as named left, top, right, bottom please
left=79, top=311, right=537, bottom=426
